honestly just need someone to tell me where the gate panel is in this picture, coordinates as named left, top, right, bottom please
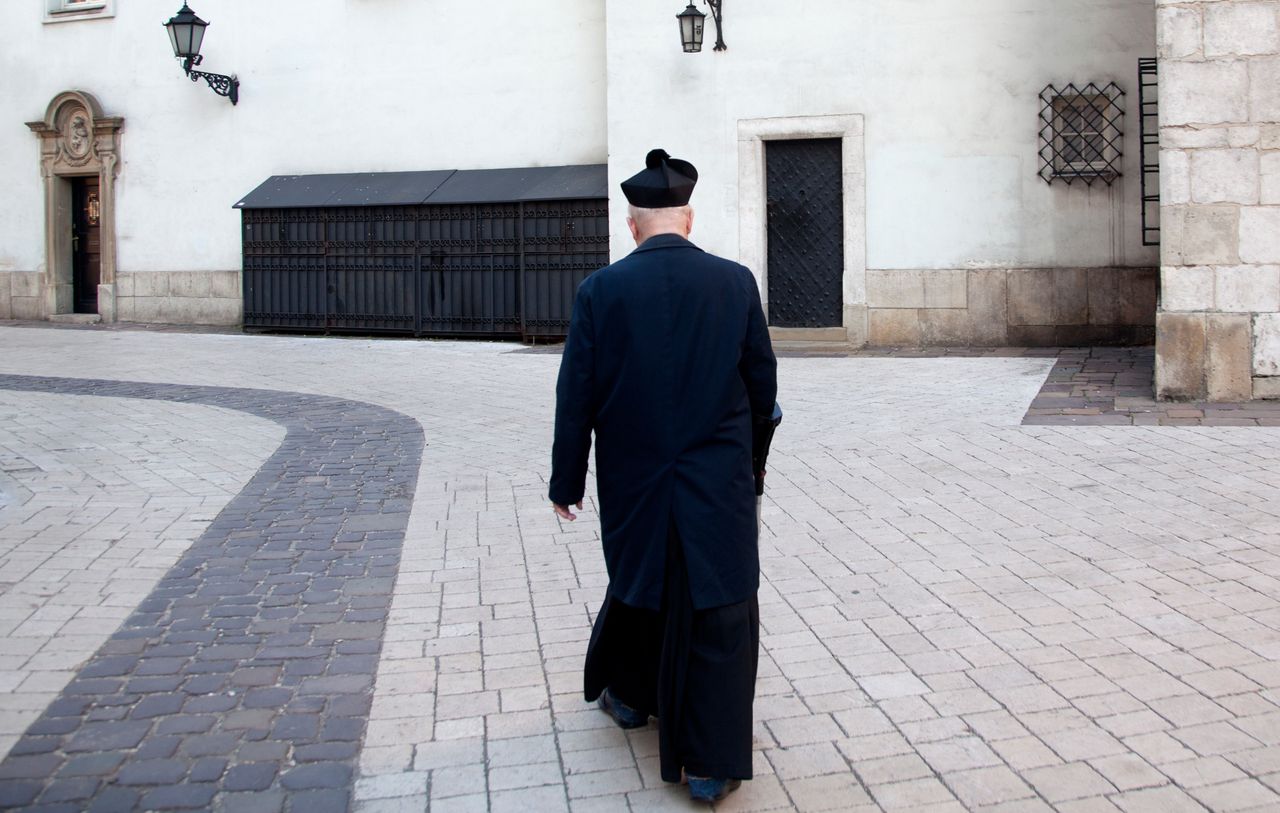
left=419, top=254, right=521, bottom=336
left=520, top=200, right=609, bottom=338
left=766, top=138, right=844, bottom=328
left=242, top=210, right=284, bottom=257
left=419, top=206, right=476, bottom=254
left=327, top=254, right=416, bottom=333
left=283, top=210, right=325, bottom=256
left=242, top=254, right=326, bottom=331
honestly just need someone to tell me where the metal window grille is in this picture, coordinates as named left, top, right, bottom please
left=1038, top=82, right=1125, bottom=186
left=1138, top=58, right=1160, bottom=246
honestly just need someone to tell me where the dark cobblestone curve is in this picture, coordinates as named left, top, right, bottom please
left=0, top=375, right=424, bottom=813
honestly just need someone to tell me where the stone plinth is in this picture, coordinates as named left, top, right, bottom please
left=865, top=267, right=1156, bottom=348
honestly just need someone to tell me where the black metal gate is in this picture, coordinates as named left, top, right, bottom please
left=238, top=167, right=608, bottom=341
left=766, top=138, right=844, bottom=328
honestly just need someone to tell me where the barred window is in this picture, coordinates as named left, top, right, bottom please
left=1038, top=82, right=1124, bottom=186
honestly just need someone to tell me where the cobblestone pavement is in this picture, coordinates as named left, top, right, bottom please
left=0, top=373, right=422, bottom=812
left=1023, top=348, right=1280, bottom=427
left=1, top=326, right=1280, bottom=812
left=0, top=390, right=283, bottom=762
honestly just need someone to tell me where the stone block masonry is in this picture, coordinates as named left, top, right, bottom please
left=1157, top=0, right=1280, bottom=399
left=866, top=267, right=1156, bottom=348
left=0, top=270, right=241, bottom=327
left=114, top=271, right=242, bottom=326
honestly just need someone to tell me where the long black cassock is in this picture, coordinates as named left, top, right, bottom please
left=549, top=233, right=777, bottom=782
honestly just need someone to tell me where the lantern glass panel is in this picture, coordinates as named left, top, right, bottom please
left=188, top=21, right=205, bottom=56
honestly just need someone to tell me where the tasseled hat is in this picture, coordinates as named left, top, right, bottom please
left=620, top=149, right=698, bottom=208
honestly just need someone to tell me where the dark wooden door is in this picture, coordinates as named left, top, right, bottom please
left=72, top=176, right=101, bottom=314
left=766, top=138, right=843, bottom=328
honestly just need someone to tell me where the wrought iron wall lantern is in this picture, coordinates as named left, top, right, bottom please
left=678, top=1, right=725, bottom=53
left=163, top=4, right=239, bottom=105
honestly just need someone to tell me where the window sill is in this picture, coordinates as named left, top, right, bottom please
left=1052, top=168, right=1119, bottom=180
left=44, top=2, right=113, bottom=23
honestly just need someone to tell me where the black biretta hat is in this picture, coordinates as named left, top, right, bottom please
left=620, top=149, right=698, bottom=208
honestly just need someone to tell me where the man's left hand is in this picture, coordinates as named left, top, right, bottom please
left=553, top=501, right=583, bottom=521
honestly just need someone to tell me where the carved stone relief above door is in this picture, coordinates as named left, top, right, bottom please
left=25, top=90, right=124, bottom=321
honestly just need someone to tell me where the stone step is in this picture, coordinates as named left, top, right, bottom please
left=47, top=313, right=102, bottom=325
left=771, top=340, right=855, bottom=355
left=767, top=326, right=847, bottom=343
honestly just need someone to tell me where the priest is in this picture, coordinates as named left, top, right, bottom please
left=549, top=148, right=778, bottom=803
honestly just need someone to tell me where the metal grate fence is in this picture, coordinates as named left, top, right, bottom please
left=241, top=199, right=608, bottom=340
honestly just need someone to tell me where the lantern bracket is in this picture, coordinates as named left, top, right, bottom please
left=181, top=54, right=239, bottom=105
left=705, top=0, right=725, bottom=51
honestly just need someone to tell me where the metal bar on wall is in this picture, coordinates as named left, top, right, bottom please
left=1138, top=57, right=1160, bottom=247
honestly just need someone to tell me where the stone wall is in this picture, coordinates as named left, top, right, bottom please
left=1157, top=0, right=1280, bottom=399
left=0, top=271, right=240, bottom=326
left=0, top=272, right=42, bottom=320
left=114, top=271, right=241, bottom=326
left=866, top=267, right=1156, bottom=347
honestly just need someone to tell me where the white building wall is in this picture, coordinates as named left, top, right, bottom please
left=606, top=0, right=1159, bottom=346
left=1, top=0, right=1160, bottom=342
left=0, top=0, right=606, bottom=323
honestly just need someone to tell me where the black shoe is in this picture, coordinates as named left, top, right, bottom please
left=688, top=776, right=741, bottom=802
left=596, top=688, right=648, bottom=729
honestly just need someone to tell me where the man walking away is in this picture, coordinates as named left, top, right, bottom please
left=550, top=149, right=778, bottom=803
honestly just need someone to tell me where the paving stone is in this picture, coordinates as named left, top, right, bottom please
left=219, top=791, right=285, bottom=813
left=270, top=714, right=320, bottom=740
left=0, top=753, right=63, bottom=780
left=137, top=784, right=218, bottom=810
left=286, top=789, right=351, bottom=813
left=57, top=753, right=125, bottom=777
left=115, top=757, right=187, bottom=786
left=280, top=762, right=353, bottom=791
left=63, top=721, right=151, bottom=753
left=0, top=781, right=41, bottom=807
left=1023, top=762, right=1117, bottom=803
left=40, top=776, right=101, bottom=802
left=84, top=786, right=142, bottom=813
left=134, top=736, right=181, bottom=760
left=223, top=762, right=278, bottom=792
left=188, top=756, right=227, bottom=783
left=295, top=742, right=359, bottom=762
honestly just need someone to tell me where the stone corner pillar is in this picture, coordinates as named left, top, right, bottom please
left=1155, top=0, right=1280, bottom=401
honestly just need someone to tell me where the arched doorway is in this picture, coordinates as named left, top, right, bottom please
left=25, top=91, right=123, bottom=321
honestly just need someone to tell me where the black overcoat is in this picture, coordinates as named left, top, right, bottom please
left=549, top=233, right=778, bottom=611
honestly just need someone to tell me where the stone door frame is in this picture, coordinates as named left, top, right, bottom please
left=25, top=90, right=124, bottom=321
left=737, top=113, right=867, bottom=345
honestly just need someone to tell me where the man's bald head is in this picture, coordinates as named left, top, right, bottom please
left=627, top=204, right=694, bottom=246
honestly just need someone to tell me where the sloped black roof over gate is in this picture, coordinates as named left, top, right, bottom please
left=234, top=164, right=608, bottom=209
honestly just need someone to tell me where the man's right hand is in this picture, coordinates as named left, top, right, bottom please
left=553, top=501, right=583, bottom=521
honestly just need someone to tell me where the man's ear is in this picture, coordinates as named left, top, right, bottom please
left=686, top=208, right=695, bottom=235
left=626, top=217, right=641, bottom=244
